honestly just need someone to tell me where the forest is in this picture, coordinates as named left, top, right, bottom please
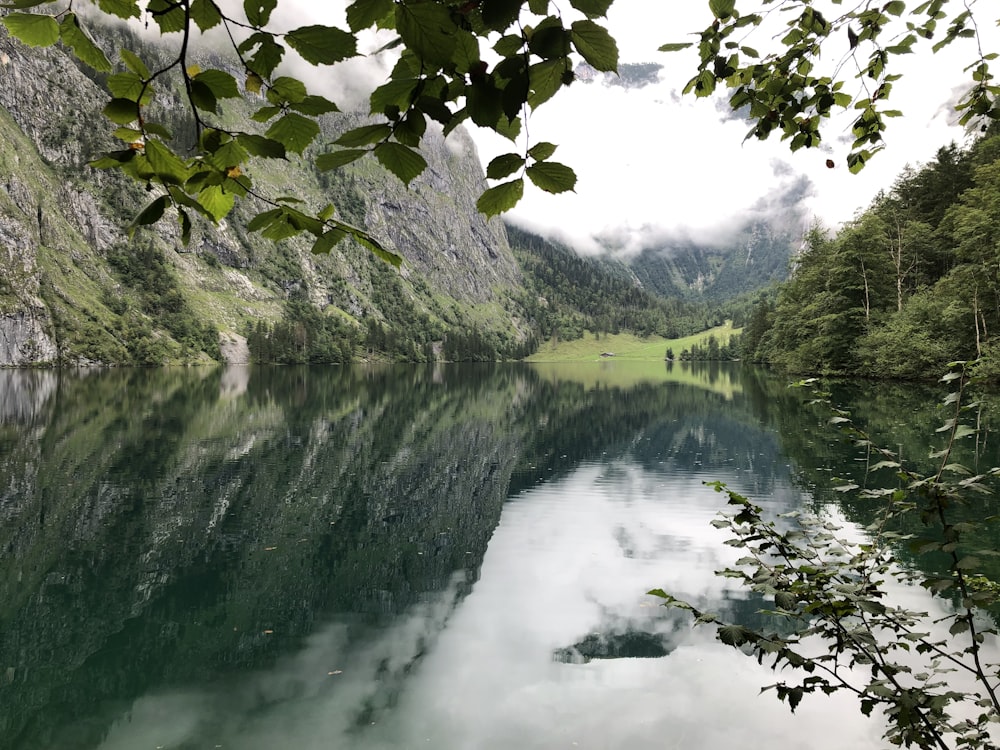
left=742, top=124, right=1000, bottom=380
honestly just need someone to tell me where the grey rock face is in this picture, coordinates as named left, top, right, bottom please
left=0, top=309, right=58, bottom=365
left=0, top=26, right=526, bottom=365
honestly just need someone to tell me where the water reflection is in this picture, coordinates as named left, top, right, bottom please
left=90, top=462, right=884, bottom=750
left=0, top=363, right=990, bottom=749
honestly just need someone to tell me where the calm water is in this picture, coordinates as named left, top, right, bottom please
left=1, top=362, right=996, bottom=749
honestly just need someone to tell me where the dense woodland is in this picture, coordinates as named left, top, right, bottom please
left=508, top=226, right=720, bottom=342
left=743, top=125, right=1000, bottom=379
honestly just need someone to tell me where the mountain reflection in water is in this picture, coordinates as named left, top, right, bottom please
left=2, top=361, right=975, bottom=749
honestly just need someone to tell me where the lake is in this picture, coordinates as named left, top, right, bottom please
left=1, top=362, right=997, bottom=749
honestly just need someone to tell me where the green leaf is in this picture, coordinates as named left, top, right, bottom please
left=481, top=0, right=521, bottom=31
left=486, top=152, right=525, bottom=179
left=658, top=42, right=693, bottom=52
left=190, top=0, right=222, bottom=31
left=147, top=0, right=185, bottom=33
left=468, top=77, right=504, bottom=127
left=198, top=185, right=235, bottom=222
left=128, top=194, right=170, bottom=235
left=526, top=161, right=576, bottom=193
left=103, top=98, right=140, bottom=125
left=371, top=78, right=420, bottom=114
left=241, top=32, right=284, bottom=77
left=718, top=624, right=754, bottom=647
left=265, top=112, right=320, bottom=154
left=957, top=556, right=981, bottom=570
left=528, top=59, right=565, bottom=108
left=2, top=13, right=60, bottom=47
left=494, top=114, right=521, bottom=141
left=311, top=228, right=349, bottom=254
left=568, top=0, right=613, bottom=18
left=884, top=1, right=905, bottom=16
left=194, top=69, right=240, bottom=99
left=168, top=208, right=188, bottom=247
left=373, top=141, right=427, bottom=185
left=527, top=141, right=557, bottom=161
left=267, top=76, right=308, bottom=104
left=88, top=149, right=137, bottom=169
left=316, top=149, right=367, bottom=170
left=244, top=0, right=277, bottom=27
left=709, top=0, right=736, bottom=19
left=189, top=80, right=218, bottom=113
left=112, top=127, right=143, bottom=142
left=97, top=0, right=141, bottom=19
left=335, top=123, right=392, bottom=147
left=286, top=24, right=358, bottom=65
left=290, top=95, right=340, bottom=116
left=396, top=1, right=458, bottom=67
left=59, top=14, right=112, bottom=71
left=251, top=105, right=282, bottom=123
left=494, top=34, right=524, bottom=57
left=108, top=71, right=153, bottom=103
left=476, top=178, right=524, bottom=217
left=350, top=226, right=402, bottom=267
left=246, top=208, right=282, bottom=232
left=347, top=0, right=394, bottom=32
left=119, top=48, right=150, bottom=78
left=145, top=139, right=190, bottom=185
left=528, top=18, right=569, bottom=59
left=237, top=134, right=287, bottom=159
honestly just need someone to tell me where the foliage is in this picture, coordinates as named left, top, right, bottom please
left=246, top=296, right=359, bottom=364
left=509, top=225, right=714, bottom=342
left=678, top=333, right=741, bottom=361
left=651, top=368, right=1000, bottom=749
left=106, top=238, right=220, bottom=361
left=4, top=0, right=997, bottom=264
left=661, top=1, right=999, bottom=174
left=749, top=132, right=1000, bottom=378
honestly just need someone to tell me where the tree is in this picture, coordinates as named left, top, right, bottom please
left=2, top=1, right=997, bottom=265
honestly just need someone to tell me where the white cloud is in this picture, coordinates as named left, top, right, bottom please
left=115, top=0, right=1000, bottom=255
left=470, top=0, right=1000, bottom=255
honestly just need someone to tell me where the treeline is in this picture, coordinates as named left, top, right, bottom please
left=670, top=333, right=742, bottom=361
left=508, top=225, right=716, bottom=342
left=247, top=294, right=536, bottom=364
left=104, top=239, right=219, bottom=363
left=743, top=125, right=1000, bottom=379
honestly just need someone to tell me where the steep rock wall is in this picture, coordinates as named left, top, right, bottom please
left=0, top=25, right=524, bottom=365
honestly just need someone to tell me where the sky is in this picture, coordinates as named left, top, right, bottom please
left=155, top=0, right=1000, bottom=256
left=465, top=0, right=1000, bottom=254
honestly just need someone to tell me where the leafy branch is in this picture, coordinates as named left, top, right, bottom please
left=650, top=365, right=1000, bottom=749
left=661, top=0, right=999, bottom=173
left=1, top=0, right=618, bottom=259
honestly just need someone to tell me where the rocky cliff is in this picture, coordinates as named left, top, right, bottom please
left=0, top=24, right=525, bottom=365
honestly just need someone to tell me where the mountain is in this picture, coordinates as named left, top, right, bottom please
left=0, top=23, right=528, bottom=366
left=626, top=219, right=798, bottom=301
left=0, top=23, right=785, bottom=367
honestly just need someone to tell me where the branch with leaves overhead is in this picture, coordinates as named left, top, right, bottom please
left=1, top=0, right=997, bottom=263
left=662, top=0, right=999, bottom=174
left=1, top=0, right=619, bottom=263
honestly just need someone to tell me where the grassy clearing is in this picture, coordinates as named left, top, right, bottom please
left=526, top=321, right=740, bottom=363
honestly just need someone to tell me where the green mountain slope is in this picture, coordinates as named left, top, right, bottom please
left=0, top=25, right=529, bottom=365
